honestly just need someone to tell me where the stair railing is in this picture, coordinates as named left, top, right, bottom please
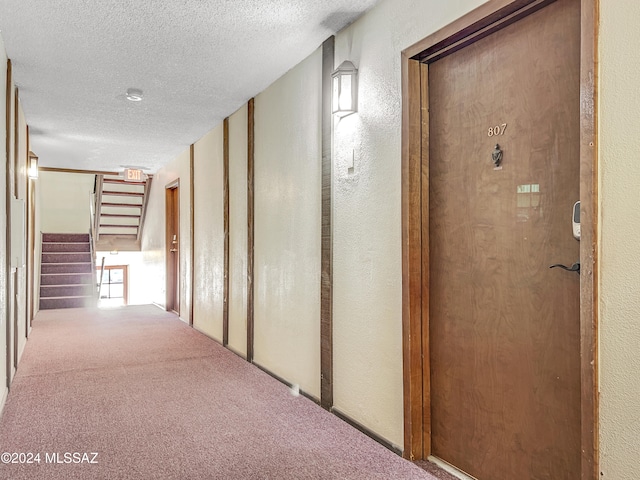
left=137, top=175, right=152, bottom=243
left=94, top=175, right=104, bottom=241
left=89, top=178, right=101, bottom=305
left=97, top=256, right=106, bottom=301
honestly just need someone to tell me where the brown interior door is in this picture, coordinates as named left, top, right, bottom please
left=427, top=1, right=581, bottom=479
left=166, top=184, right=180, bottom=314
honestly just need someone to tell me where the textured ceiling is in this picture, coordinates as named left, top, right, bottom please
left=0, top=0, right=379, bottom=172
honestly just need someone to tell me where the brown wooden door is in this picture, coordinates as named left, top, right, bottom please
left=166, top=183, right=180, bottom=314
left=427, top=1, right=581, bottom=479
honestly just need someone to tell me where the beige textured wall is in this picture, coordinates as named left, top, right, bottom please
left=253, top=47, right=322, bottom=398
left=332, top=0, right=487, bottom=448
left=598, top=1, right=640, bottom=478
left=0, top=35, right=8, bottom=409
left=141, top=148, right=191, bottom=321
left=38, top=171, right=94, bottom=234
left=193, top=125, right=225, bottom=340
left=227, top=104, right=249, bottom=357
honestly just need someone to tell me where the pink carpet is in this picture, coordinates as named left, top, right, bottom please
left=0, top=305, right=443, bottom=479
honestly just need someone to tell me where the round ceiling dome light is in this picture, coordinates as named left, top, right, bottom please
left=126, top=88, right=143, bottom=102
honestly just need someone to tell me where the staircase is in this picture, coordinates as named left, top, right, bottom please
left=40, top=233, right=96, bottom=310
left=94, top=174, right=151, bottom=251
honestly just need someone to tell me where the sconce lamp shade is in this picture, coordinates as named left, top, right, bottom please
left=28, top=152, right=39, bottom=179
left=331, top=60, right=358, bottom=117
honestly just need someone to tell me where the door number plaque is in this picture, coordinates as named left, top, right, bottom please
left=488, top=123, right=508, bottom=137
left=489, top=123, right=507, bottom=169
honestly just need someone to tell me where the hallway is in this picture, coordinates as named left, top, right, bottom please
left=0, top=306, right=436, bottom=480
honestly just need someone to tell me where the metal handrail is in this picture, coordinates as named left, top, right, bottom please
left=97, top=256, right=106, bottom=300
left=137, top=175, right=152, bottom=242
left=94, top=175, right=104, bottom=241
left=89, top=181, right=101, bottom=304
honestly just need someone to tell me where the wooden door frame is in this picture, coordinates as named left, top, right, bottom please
left=165, top=180, right=180, bottom=314
left=400, top=0, right=598, bottom=478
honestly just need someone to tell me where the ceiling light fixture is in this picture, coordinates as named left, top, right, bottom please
left=125, top=88, right=144, bottom=102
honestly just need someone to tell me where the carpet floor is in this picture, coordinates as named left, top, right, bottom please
left=0, top=305, right=446, bottom=480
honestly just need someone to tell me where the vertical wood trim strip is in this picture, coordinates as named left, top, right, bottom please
left=5, top=59, right=12, bottom=387
left=165, top=186, right=171, bottom=311
left=419, top=61, right=431, bottom=458
left=26, top=127, right=32, bottom=331
left=12, top=87, right=19, bottom=368
left=247, top=98, right=255, bottom=363
left=13, top=88, right=18, bottom=196
left=190, top=144, right=195, bottom=326
left=401, top=54, right=424, bottom=460
left=580, top=0, right=598, bottom=478
left=223, top=118, right=230, bottom=346
left=12, top=270, right=17, bottom=369
left=320, top=36, right=334, bottom=410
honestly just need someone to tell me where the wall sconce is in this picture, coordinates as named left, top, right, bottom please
left=28, top=152, right=38, bottom=179
left=332, top=60, right=358, bottom=117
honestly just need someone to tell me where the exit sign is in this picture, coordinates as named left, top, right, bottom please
left=124, top=168, right=144, bottom=182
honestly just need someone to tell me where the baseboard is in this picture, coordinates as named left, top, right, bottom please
left=330, top=407, right=403, bottom=457
left=252, top=361, right=321, bottom=405
left=190, top=328, right=313, bottom=401
left=189, top=323, right=244, bottom=360
left=247, top=362, right=402, bottom=457
left=191, top=325, right=224, bottom=347
left=182, top=322, right=403, bottom=460
left=427, top=456, right=477, bottom=480
left=224, top=343, right=247, bottom=360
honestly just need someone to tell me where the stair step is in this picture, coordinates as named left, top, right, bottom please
left=100, top=213, right=140, bottom=219
left=100, top=223, right=138, bottom=228
left=41, top=263, right=92, bottom=274
left=103, top=179, right=146, bottom=186
left=98, top=234, right=138, bottom=239
left=101, top=202, right=142, bottom=208
left=99, top=227, right=139, bottom=233
left=40, top=284, right=94, bottom=298
left=42, top=252, right=92, bottom=264
left=101, top=208, right=142, bottom=218
left=102, top=191, right=144, bottom=197
left=42, top=233, right=90, bottom=243
left=42, top=242, right=90, bottom=253
left=39, top=231, right=95, bottom=310
left=40, top=296, right=95, bottom=310
left=40, top=273, right=94, bottom=285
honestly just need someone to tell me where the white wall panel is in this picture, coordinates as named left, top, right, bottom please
left=254, top=48, right=322, bottom=398
left=193, top=126, right=225, bottom=341
left=38, top=171, right=94, bottom=234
